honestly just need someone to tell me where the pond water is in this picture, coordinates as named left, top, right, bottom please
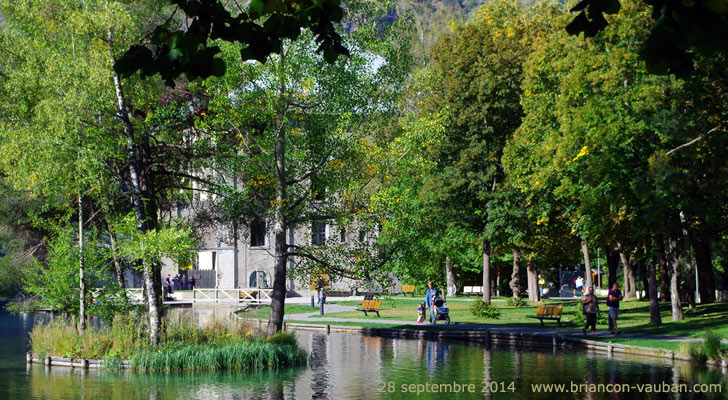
left=1, top=309, right=726, bottom=399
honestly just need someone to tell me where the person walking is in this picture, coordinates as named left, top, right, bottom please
left=172, top=274, right=180, bottom=291
left=181, top=274, right=188, bottom=290
left=607, top=282, right=624, bottom=334
left=189, top=275, right=196, bottom=291
left=425, top=282, right=439, bottom=324
left=582, top=286, right=600, bottom=336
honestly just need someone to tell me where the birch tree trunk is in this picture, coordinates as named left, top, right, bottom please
left=78, top=194, right=86, bottom=332
left=112, top=62, right=161, bottom=346
left=667, top=236, right=683, bottom=321
left=526, top=258, right=539, bottom=302
left=482, top=239, right=491, bottom=303
left=510, top=249, right=521, bottom=298
left=581, top=238, right=593, bottom=290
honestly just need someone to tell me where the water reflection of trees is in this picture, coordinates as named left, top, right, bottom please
left=17, top=329, right=728, bottom=399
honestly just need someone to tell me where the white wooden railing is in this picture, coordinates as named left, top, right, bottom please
left=192, top=288, right=273, bottom=304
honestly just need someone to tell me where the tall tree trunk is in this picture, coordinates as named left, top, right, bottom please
left=581, top=238, right=593, bottom=290
left=510, top=249, right=521, bottom=298
left=78, top=194, right=86, bottom=332
left=617, top=242, right=636, bottom=299
left=446, top=257, right=456, bottom=298
left=657, top=236, right=671, bottom=302
left=667, top=235, right=683, bottom=321
left=482, top=238, right=491, bottom=303
left=526, top=257, right=539, bottom=302
left=606, top=248, right=619, bottom=288
left=112, top=64, right=161, bottom=346
left=690, top=235, right=716, bottom=304
left=648, top=239, right=662, bottom=325
left=267, top=67, right=289, bottom=336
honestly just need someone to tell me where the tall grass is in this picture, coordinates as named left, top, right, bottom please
left=29, top=313, right=306, bottom=372
left=131, top=339, right=307, bottom=372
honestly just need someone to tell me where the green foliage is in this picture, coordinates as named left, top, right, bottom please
left=266, top=332, right=298, bottom=346
left=469, top=300, right=501, bottom=319
left=702, top=330, right=723, bottom=360
left=115, top=0, right=350, bottom=84
left=3, top=297, right=41, bottom=314
left=567, top=0, right=728, bottom=77
left=506, top=297, right=528, bottom=308
left=112, top=213, right=195, bottom=269
left=573, top=306, right=608, bottom=326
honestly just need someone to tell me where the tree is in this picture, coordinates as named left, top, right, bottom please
left=566, top=0, right=728, bottom=77
left=0, top=0, right=210, bottom=344
left=114, top=0, right=350, bottom=84
left=420, top=0, right=544, bottom=303
left=201, top=19, right=407, bottom=334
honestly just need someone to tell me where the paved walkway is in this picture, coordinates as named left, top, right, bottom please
left=283, top=304, right=703, bottom=342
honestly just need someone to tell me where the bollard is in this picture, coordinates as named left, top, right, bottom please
left=44, top=356, right=51, bottom=366
left=552, top=335, right=558, bottom=349
left=607, top=343, right=614, bottom=357
left=311, top=295, right=315, bottom=308
left=327, top=324, right=331, bottom=334
left=26, top=353, right=32, bottom=364
left=485, top=331, right=491, bottom=346
left=82, top=359, right=89, bottom=369
left=721, top=359, right=727, bottom=369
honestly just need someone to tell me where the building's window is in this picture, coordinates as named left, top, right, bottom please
left=250, top=218, right=266, bottom=247
left=249, top=271, right=269, bottom=288
left=312, top=222, right=327, bottom=245
left=198, top=251, right=216, bottom=270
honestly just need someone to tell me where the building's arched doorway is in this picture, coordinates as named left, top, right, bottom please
left=249, top=271, right=269, bottom=288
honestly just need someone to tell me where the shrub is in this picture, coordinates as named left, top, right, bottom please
left=507, top=297, right=528, bottom=308
left=4, top=297, right=41, bottom=314
left=573, top=305, right=607, bottom=326
left=682, top=342, right=708, bottom=363
left=702, top=330, right=722, bottom=360
left=470, top=300, right=501, bottom=319
left=267, top=332, right=297, bottom=346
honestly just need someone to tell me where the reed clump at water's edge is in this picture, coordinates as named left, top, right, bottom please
left=29, top=313, right=306, bottom=371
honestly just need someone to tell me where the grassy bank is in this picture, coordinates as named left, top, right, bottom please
left=29, top=314, right=307, bottom=372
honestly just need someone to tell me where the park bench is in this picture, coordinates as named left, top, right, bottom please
left=401, top=285, right=415, bottom=296
left=527, top=305, right=564, bottom=326
left=358, top=294, right=375, bottom=306
left=463, top=286, right=483, bottom=296
left=356, top=300, right=382, bottom=317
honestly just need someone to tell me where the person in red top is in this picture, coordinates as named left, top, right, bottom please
left=607, top=282, right=624, bottom=334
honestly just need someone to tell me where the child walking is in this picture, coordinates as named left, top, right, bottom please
left=417, top=302, right=426, bottom=324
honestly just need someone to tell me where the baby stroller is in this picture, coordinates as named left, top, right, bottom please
left=432, top=297, right=450, bottom=324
